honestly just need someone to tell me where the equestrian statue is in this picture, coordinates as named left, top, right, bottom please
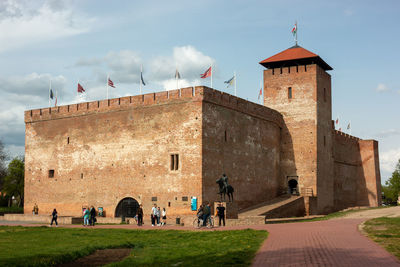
left=216, top=173, right=234, bottom=202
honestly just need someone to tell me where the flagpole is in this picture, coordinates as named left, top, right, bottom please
left=211, top=64, right=213, bottom=88
left=140, top=65, right=142, bottom=94
left=176, top=68, right=178, bottom=90
left=106, top=74, right=109, bottom=99
left=295, top=20, right=298, bottom=45
left=49, top=79, right=51, bottom=107
left=234, top=71, right=237, bottom=96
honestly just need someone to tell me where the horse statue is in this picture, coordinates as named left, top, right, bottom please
left=216, top=174, right=234, bottom=202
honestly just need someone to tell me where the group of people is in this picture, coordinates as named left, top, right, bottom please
left=83, top=206, right=97, bottom=226
left=197, top=202, right=226, bottom=227
left=151, top=204, right=167, bottom=226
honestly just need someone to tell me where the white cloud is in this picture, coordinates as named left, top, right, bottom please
left=74, top=45, right=216, bottom=91
left=376, top=83, right=389, bottom=92
left=0, top=0, right=94, bottom=53
left=380, top=148, right=400, bottom=173
left=374, top=129, right=400, bottom=138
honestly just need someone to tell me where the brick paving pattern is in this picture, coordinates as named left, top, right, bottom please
left=252, top=218, right=400, bottom=267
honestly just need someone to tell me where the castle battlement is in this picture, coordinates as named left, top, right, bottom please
left=333, top=130, right=361, bottom=142
left=25, top=86, right=283, bottom=127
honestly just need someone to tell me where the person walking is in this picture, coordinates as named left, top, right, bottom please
left=83, top=208, right=90, bottom=226
left=50, top=208, right=58, bottom=227
left=156, top=207, right=161, bottom=226
left=90, top=206, right=96, bottom=226
left=161, top=208, right=167, bottom=226
left=217, top=203, right=226, bottom=227
left=151, top=204, right=157, bottom=226
left=137, top=204, right=144, bottom=226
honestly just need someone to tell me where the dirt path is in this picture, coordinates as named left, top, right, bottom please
left=340, top=206, right=400, bottom=219
left=57, top=248, right=132, bottom=267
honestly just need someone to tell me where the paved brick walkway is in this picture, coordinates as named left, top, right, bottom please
left=252, top=218, right=400, bottom=267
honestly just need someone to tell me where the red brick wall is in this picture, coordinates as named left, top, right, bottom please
left=264, top=64, right=319, bottom=201
left=201, top=91, right=283, bottom=210
left=24, top=87, right=203, bottom=217
left=333, top=131, right=381, bottom=210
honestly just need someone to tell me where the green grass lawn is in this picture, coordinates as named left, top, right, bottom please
left=363, top=217, right=400, bottom=260
left=0, top=226, right=267, bottom=267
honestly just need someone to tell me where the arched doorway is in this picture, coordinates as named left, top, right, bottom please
left=288, top=179, right=298, bottom=195
left=115, top=197, right=139, bottom=218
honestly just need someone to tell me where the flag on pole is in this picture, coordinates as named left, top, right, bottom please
left=140, top=72, right=146, bottom=86
left=200, top=67, right=212, bottom=78
left=108, top=78, right=115, bottom=88
left=175, top=69, right=181, bottom=79
left=335, top=118, right=339, bottom=125
left=224, top=76, right=235, bottom=88
left=77, top=83, right=85, bottom=93
left=347, top=123, right=351, bottom=130
left=50, top=89, right=54, bottom=99
left=291, top=23, right=297, bottom=36
left=258, top=88, right=263, bottom=100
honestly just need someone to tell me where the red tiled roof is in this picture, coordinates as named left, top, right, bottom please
left=260, top=46, right=318, bottom=64
left=259, top=45, right=332, bottom=70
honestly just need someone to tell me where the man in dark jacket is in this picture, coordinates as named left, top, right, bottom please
left=90, top=207, right=96, bottom=226
left=137, top=204, right=144, bottom=226
left=216, top=203, right=226, bottom=226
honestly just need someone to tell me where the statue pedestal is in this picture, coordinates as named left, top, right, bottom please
left=214, top=201, right=238, bottom=219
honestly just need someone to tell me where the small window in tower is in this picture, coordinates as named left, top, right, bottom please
left=170, top=154, right=179, bottom=171
left=182, top=196, right=188, bottom=201
left=296, top=66, right=299, bottom=72
left=288, top=87, right=292, bottom=99
left=280, top=67, right=282, bottom=74
left=324, top=136, right=326, bottom=146
left=48, top=170, right=54, bottom=178
left=67, top=137, right=70, bottom=144
left=288, top=66, right=290, bottom=73
left=224, top=130, right=227, bottom=142
left=152, top=196, right=157, bottom=201
left=272, top=69, right=275, bottom=75
left=81, top=173, right=83, bottom=179
left=324, top=88, right=327, bottom=102
left=305, top=65, right=307, bottom=72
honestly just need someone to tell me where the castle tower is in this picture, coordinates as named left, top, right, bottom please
left=260, top=45, right=334, bottom=213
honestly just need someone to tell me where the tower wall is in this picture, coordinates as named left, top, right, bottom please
left=264, top=64, right=334, bottom=213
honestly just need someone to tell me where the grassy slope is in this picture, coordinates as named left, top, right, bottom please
left=363, top=217, right=400, bottom=260
left=0, top=226, right=267, bottom=267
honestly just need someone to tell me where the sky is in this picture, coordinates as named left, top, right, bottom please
left=0, top=0, right=399, bottom=183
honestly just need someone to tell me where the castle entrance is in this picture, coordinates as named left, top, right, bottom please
left=115, top=197, right=139, bottom=218
left=287, top=176, right=298, bottom=195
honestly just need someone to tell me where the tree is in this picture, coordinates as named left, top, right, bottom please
left=383, top=159, right=400, bottom=204
left=0, top=140, right=7, bottom=190
left=3, top=158, right=24, bottom=207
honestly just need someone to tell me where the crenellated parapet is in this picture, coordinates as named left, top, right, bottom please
left=25, top=86, right=284, bottom=128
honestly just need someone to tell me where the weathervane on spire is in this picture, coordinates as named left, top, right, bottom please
left=291, top=21, right=298, bottom=46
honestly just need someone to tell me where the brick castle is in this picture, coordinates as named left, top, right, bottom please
left=24, top=45, right=381, bottom=219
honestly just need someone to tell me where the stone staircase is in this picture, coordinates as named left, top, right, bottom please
left=238, top=194, right=305, bottom=220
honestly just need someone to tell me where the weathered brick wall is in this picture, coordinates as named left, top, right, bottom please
left=201, top=89, right=283, bottom=210
left=332, top=131, right=361, bottom=210
left=316, top=66, right=334, bottom=213
left=358, top=139, right=382, bottom=206
left=25, top=87, right=203, bottom=217
left=264, top=64, right=319, bottom=199
left=332, top=131, right=381, bottom=210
